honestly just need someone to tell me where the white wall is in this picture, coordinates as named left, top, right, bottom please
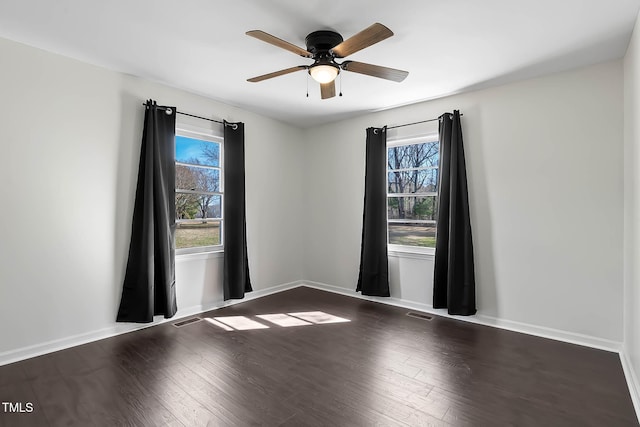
left=0, top=36, right=305, bottom=358
left=0, top=33, right=628, bottom=363
left=624, top=9, right=640, bottom=407
left=303, top=61, right=624, bottom=343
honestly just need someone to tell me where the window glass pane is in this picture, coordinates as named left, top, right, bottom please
left=388, top=169, right=438, bottom=194
left=176, top=165, right=220, bottom=192
left=176, top=194, right=221, bottom=220
left=388, top=223, right=436, bottom=247
left=175, top=135, right=220, bottom=167
left=388, top=196, right=437, bottom=221
left=387, top=138, right=439, bottom=249
left=175, top=219, right=221, bottom=249
left=388, top=142, right=439, bottom=170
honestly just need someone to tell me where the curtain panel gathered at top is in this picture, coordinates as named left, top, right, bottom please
left=357, top=127, right=390, bottom=297
left=117, top=100, right=177, bottom=323
left=433, top=110, right=476, bottom=315
left=223, top=121, right=252, bottom=300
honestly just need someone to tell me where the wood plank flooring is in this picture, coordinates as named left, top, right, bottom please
left=0, top=286, right=637, bottom=426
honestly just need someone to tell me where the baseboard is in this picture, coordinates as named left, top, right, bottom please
left=0, top=325, right=134, bottom=368
left=620, top=350, right=640, bottom=420
left=300, top=280, right=622, bottom=353
left=0, top=280, right=304, bottom=367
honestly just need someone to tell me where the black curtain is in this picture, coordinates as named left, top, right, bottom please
left=357, top=127, right=390, bottom=297
left=433, top=110, right=476, bottom=315
left=223, top=121, right=252, bottom=300
left=117, top=100, right=177, bottom=323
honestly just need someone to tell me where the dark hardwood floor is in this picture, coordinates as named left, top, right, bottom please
left=0, top=286, right=637, bottom=426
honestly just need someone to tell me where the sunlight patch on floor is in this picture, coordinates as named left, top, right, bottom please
left=213, top=316, right=270, bottom=330
left=257, top=313, right=312, bottom=327
left=204, top=311, right=350, bottom=331
left=204, top=317, right=234, bottom=331
left=288, top=311, right=350, bottom=324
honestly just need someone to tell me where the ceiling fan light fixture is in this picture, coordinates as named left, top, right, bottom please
left=309, top=64, right=339, bottom=84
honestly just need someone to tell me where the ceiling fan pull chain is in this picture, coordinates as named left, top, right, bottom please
left=306, top=73, right=309, bottom=98
left=339, top=73, right=343, bottom=97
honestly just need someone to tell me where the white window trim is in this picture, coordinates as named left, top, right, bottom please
left=175, top=125, right=224, bottom=256
left=387, top=133, right=438, bottom=147
left=387, top=132, right=439, bottom=256
left=175, top=249, right=224, bottom=262
left=388, top=244, right=435, bottom=260
left=176, top=237, right=223, bottom=256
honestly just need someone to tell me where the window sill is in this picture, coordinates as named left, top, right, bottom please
left=388, top=244, right=435, bottom=260
left=176, top=249, right=223, bottom=262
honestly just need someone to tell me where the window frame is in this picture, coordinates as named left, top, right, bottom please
left=387, top=132, right=439, bottom=256
left=175, top=126, right=224, bottom=256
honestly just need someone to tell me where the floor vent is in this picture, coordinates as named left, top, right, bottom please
left=406, top=312, right=433, bottom=321
left=173, top=317, right=202, bottom=328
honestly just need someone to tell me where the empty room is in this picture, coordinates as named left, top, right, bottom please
left=1, top=0, right=640, bottom=425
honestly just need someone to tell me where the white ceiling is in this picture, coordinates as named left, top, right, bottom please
left=0, top=0, right=638, bottom=128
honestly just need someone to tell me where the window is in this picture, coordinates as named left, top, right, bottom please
left=175, top=128, right=223, bottom=253
left=387, top=134, right=439, bottom=249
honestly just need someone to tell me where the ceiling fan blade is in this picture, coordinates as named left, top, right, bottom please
left=341, top=61, right=408, bottom=82
left=330, top=23, right=393, bottom=58
left=246, top=30, right=312, bottom=58
left=320, top=81, right=336, bottom=99
left=247, top=66, right=307, bottom=83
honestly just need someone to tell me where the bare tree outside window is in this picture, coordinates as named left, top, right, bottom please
left=175, top=133, right=223, bottom=250
left=387, top=139, right=439, bottom=247
left=176, top=165, right=199, bottom=219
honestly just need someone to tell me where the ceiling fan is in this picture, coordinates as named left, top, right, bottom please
left=246, top=23, right=409, bottom=99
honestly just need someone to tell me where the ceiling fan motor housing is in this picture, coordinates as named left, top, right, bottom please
left=305, top=30, right=343, bottom=55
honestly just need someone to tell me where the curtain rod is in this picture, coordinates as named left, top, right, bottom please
left=141, top=103, right=223, bottom=124
left=387, top=113, right=463, bottom=130
left=175, top=110, right=224, bottom=124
